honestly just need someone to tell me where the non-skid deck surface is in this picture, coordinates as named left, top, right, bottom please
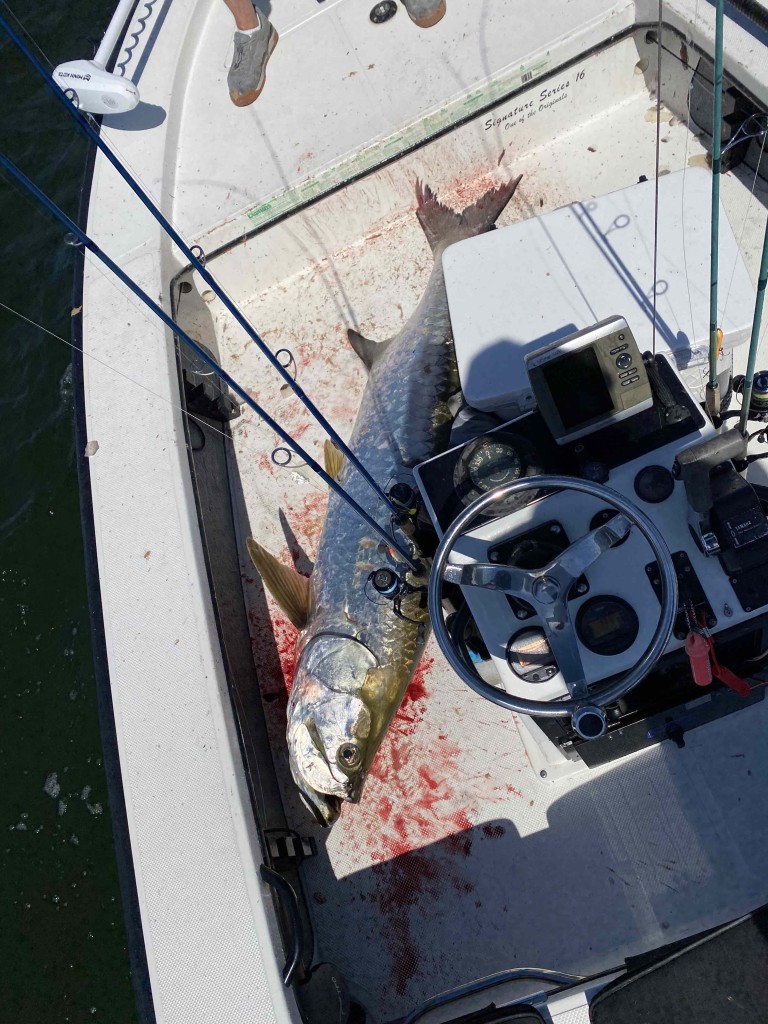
left=203, top=54, right=768, bottom=1021
left=241, top=607, right=768, bottom=1021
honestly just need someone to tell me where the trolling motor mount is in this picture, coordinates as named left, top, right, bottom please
left=52, top=60, right=140, bottom=114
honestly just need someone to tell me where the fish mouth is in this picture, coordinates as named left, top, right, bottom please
left=297, top=769, right=366, bottom=827
left=298, top=786, right=342, bottom=828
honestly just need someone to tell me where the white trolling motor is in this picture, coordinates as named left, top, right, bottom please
left=52, top=0, right=140, bottom=114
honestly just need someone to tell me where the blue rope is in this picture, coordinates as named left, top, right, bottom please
left=0, top=11, right=401, bottom=518
left=0, top=152, right=423, bottom=573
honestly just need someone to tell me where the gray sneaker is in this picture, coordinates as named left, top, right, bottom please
left=228, top=16, right=279, bottom=107
left=401, top=0, right=446, bottom=27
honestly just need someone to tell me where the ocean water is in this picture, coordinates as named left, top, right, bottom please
left=1, top=4, right=137, bottom=1021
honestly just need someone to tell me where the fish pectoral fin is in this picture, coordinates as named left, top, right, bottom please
left=347, top=328, right=391, bottom=371
left=323, top=439, right=345, bottom=482
left=246, top=538, right=311, bottom=630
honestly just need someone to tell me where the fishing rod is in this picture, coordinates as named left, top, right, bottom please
left=0, top=11, right=402, bottom=519
left=738, top=215, right=768, bottom=435
left=0, top=153, right=424, bottom=574
left=706, top=0, right=725, bottom=420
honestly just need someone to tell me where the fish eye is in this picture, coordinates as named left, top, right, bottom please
left=336, top=743, right=362, bottom=771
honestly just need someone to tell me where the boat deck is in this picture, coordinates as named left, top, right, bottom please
left=80, top=0, right=768, bottom=1019
left=184, top=24, right=768, bottom=1019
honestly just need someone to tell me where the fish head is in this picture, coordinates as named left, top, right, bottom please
left=288, top=634, right=378, bottom=827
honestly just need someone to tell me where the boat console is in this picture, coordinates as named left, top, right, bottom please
left=416, top=315, right=768, bottom=773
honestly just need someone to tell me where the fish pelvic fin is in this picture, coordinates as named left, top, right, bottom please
left=323, top=439, right=345, bottom=482
left=415, top=174, right=523, bottom=253
left=347, top=327, right=392, bottom=370
left=246, top=538, right=310, bottom=630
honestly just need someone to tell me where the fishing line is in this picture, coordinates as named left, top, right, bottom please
left=679, top=0, right=700, bottom=347
left=651, top=0, right=664, bottom=356
left=0, top=152, right=424, bottom=573
left=0, top=11, right=402, bottom=520
left=85, top=251, right=240, bottom=413
left=0, top=159, right=233, bottom=417
left=707, top=0, right=726, bottom=418
left=0, top=0, right=54, bottom=69
left=0, top=298, right=240, bottom=448
left=721, top=127, right=767, bottom=320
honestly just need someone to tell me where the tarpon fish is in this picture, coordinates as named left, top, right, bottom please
left=248, top=175, right=522, bottom=825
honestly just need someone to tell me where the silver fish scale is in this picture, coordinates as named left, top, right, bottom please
left=304, top=255, right=457, bottom=686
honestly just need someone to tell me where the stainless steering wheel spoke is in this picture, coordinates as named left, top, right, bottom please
left=538, top=600, right=589, bottom=700
left=543, top=513, right=632, bottom=590
left=442, top=561, right=531, bottom=600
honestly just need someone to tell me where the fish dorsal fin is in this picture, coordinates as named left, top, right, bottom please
left=323, top=439, right=345, bottom=482
left=347, top=328, right=391, bottom=370
left=246, top=538, right=310, bottom=630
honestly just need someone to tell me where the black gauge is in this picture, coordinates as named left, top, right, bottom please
left=506, top=628, right=558, bottom=683
left=634, top=464, right=674, bottom=504
left=580, top=459, right=609, bottom=484
left=453, top=431, right=545, bottom=513
left=467, top=439, right=522, bottom=492
left=576, top=595, right=639, bottom=656
left=506, top=538, right=563, bottom=571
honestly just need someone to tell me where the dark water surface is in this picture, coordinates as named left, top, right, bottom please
left=1, top=3, right=137, bottom=1021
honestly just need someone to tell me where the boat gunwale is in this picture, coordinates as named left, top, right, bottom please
left=71, top=7, right=158, bottom=1022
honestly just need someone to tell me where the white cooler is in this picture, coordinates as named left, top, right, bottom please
left=444, top=168, right=755, bottom=419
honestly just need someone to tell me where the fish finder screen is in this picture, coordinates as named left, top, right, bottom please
left=541, top=348, right=613, bottom=429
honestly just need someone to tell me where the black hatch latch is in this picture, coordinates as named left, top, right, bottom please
left=264, top=828, right=317, bottom=870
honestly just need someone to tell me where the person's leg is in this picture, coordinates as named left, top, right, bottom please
left=223, top=1, right=278, bottom=107
left=401, top=0, right=446, bottom=28
left=222, top=0, right=259, bottom=31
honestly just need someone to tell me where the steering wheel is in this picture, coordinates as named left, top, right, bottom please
left=428, top=475, right=678, bottom=738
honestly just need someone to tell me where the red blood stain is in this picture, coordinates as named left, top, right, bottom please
left=377, top=795, right=393, bottom=824
left=365, top=819, right=477, bottom=996
left=271, top=615, right=298, bottom=688
left=482, top=823, right=506, bottom=840
left=245, top=604, right=298, bottom=739
left=445, top=172, right=506, bottom=210
left=296, top=491, right=329, bottom=548
left=349, top=651, right=481, bottom=1002
left=401, top=658, right=432, bottom=711
left=452, top=877, right=475, bottom=896
left=365, top=654, right=473, bottom=861
left=369, top=847, right=441, bottom=995
left=446, top=811, right=474, bottom=857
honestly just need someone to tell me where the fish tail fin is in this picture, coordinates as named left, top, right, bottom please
left=415, top=174, right=523, bottom=252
